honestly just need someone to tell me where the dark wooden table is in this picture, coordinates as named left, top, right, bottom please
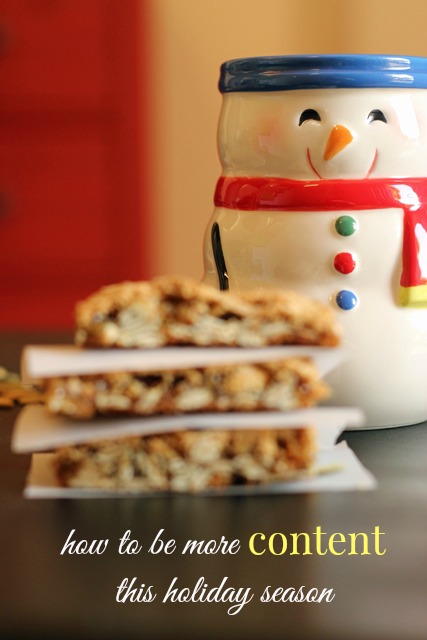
left=1, top=332, right=426, bottom=640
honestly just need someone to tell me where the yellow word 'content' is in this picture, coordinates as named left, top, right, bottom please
left=249, top=526, right=386, bottom=556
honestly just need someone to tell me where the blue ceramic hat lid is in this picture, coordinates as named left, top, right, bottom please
left=219, top=54, right=427, bottom=92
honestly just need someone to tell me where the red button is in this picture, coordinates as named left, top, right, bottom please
left=334, top=252, right=356, bottom=274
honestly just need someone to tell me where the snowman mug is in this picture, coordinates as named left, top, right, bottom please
left=203, top=54, right=427, bottom=428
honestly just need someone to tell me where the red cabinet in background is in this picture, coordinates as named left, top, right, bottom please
left=0, top=0, right=152, bottom=328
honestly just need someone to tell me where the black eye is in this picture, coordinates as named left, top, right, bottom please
left=299, top=109, right=321, bottom=126
left=367, top=109, right=387, bottom=124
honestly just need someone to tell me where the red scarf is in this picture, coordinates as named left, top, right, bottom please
left=214, top=176, right=427, bottom=288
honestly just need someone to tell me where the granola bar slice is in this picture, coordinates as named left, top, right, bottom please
left=52, top=427, right=316, bottom=492
left=43, top=357, right=330, bottom=419
left=75, top=275, right=340, bottom=349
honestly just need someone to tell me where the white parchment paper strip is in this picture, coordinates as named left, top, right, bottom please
left=22, top=345, right=345, bottom=381
left=12, top=405, right=364, bottom=453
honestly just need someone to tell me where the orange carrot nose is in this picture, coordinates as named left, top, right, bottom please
left=323, top=125, right=353, bottom=160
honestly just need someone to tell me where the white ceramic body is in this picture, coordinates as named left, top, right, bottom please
left=203, top=87, right=427, bottom=428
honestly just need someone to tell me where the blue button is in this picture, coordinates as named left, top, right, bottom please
left=336, top=289, right=358, bottom=310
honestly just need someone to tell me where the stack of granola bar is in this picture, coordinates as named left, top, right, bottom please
left=14, top=275, right=352, bottom=494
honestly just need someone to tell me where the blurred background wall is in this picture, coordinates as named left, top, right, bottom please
left=2, top=0, right=427, bottom=328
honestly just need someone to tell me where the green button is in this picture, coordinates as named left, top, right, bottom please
left=335, top=215, right=358, bottom=236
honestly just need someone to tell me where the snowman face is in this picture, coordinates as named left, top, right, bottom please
left=218, top=88, right=427, bottom=179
